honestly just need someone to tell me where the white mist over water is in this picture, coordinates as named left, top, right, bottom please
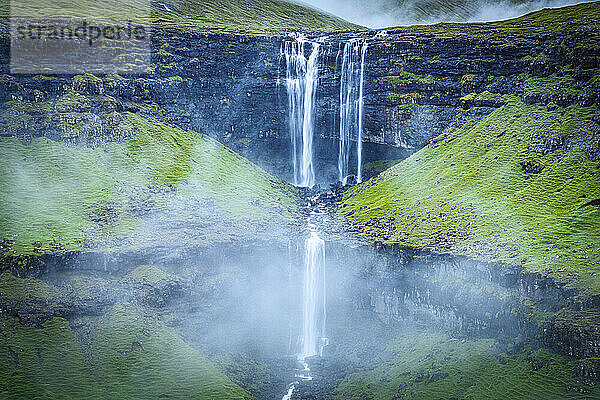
left=284, top=39, right=320, bottom=188
left=338, top=40, right=368, bottom=185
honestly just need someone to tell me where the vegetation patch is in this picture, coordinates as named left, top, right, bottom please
left=1, top=0, right=359, bottom=33
left=0, top=114, right=299, bottom=256
left=0, top=271, right=59, bottom=302
left=0, top=316, right=101, bottom=399
left=336, top=328, right=600, bottom=399
left=90, top=303, right=250, bottom=399
left=379, top=70, right=436, bottom=88
left=0, top=304, right=250, bottom=399
left=122, top=265, right=178, bottom=285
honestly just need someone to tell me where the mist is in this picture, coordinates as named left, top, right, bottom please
left=294, top=0, right=593, bottom=27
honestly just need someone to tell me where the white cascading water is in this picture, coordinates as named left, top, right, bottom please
left=338, top=40, right=368, bottom=185
left=300, top=229, right=327, bottom=360
left=284, top=39, right=320, bottom=188
left=357, top=41, right=367, bottom=184
left=282, top=227, right=327, bottom=400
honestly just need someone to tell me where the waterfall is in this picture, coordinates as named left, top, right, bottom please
left=300, top=230, right=326, bottom=360
left=357, top=42, right=367, bottom=184
left=284, top=39, right=320, bottom=188
left=338, top=40, right=368, bottom=185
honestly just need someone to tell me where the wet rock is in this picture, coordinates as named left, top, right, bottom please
left=573, top=358, right=600, bottom=385
left=121, top=265, right=185, bottom=307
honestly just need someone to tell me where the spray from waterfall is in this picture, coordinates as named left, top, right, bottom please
left=284, top=38, right=320, bottom=188
left=338, top=40, right=368, bottom=185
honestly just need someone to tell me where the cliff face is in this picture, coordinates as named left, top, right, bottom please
left=3, top=17, right=598, bottom=186
left=2, top=4, right=598, bottom=186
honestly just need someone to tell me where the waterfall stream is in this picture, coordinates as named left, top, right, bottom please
left=283, top=220, right=328, bottom=400
left=338, top=40, right=368, bottom=185
left=281, top=38, right=368, bottom=399
left=284, top=39, right=320, bottom=188
left=300, top=229, right=327, bottom=360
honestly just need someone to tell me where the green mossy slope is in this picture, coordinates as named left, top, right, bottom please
left=0, top=113, right=299, bottom=256
left=5, top=0, right=359, bottom=32
left=90, top=302, right=250, bottom=399
left=0, top=317, right=101, bottom=399
left=336, top=328, right=600, bottom=399
left=340, top=98, right=600, bottom=294
left=384, top=0, right=600, bottom=27
left=0, top=303, right=249, bottom=399
left=391, top=1, right=600, bottom=51
left=165, top=0, right=360, bottom=31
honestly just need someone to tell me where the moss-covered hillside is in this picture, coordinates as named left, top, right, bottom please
left=385, top=0, right=600, bottom=26
left=340, top=94, right=600, bottom=294
left=5, top=0, right=360, bottom=32
left=0, top=270, right=251, bottom=400
left=336, top=326, right=600, bottom=399
left=0, top=112, right=299, bottom=257
left=340, top=91, right=600, bottom=294
left=388, top=1, right=600, bottom=52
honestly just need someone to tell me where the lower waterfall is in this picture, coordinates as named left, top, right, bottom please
left=300, top=229, right=327, bottom=360
left=283, top=226, right=327, bottom=400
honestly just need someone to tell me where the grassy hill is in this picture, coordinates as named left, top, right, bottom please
left=340, top=95, right=600, bottom=294
left=0, top=113, right=300, bottom=257
left=0, top=271, right=251, bottom=399
left=389, top=0, right=588, bottom=24
left=4, top=0, right=360, bottom=32
left=336, top=326, right=600, bottom=399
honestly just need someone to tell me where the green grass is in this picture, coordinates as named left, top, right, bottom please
left=363, top=160, right=403, bottom=176
left=523, top=74, right=580, bottom=99
left=336, top=328, right=600, bottom=399
left=0, top=301, right=250, bottom=399
left=0, top=270, right=59, bottom=301
left=388, top=2, right=600, bottom=49
left=379, top=70, right=437, bottom=88
left=340, top=98, right=600, bottom=294
left=170, top=0, right=360, bottom=31
left=0, top=113, right=299, bottom=256
left=0, top=316, right=102, bottom=399
left=122, top=264, right=179, bottom=285
left=90, top=302, right=250, bottom=399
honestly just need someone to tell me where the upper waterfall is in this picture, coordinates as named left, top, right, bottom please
left=338, top=40, right=368, bottom=185
left=283, top=39, right=321, bottom=188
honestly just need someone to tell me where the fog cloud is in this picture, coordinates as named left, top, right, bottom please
left=295, top=0, right=592, bottom=28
